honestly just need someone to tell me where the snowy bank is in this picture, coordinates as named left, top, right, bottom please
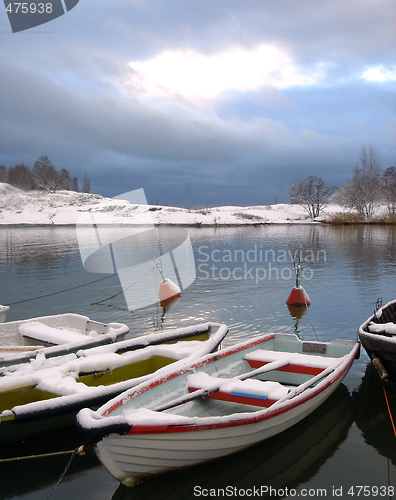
left=0, top=183, right=345, bottom=226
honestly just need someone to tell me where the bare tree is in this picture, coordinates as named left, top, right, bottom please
left=382, top=166, right=396, bottom=215
left=335, top=145, right=382, bottom=217
left=0, top=165, right=7, bottom=183
left=289, top=175, right=335, bottom=219
left=59, top=168, right=72, bottom=190
left=32, top=156, right=60, bottom=192
left=7, top=163, right=33, bottom=189
left=71, top=176, right=79, bottom=192
left=82, top=173, right=91, bottom=193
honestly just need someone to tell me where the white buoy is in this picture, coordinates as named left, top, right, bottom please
left=158, top=278, right=181, bottom=301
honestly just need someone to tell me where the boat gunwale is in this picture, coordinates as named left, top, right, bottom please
left=358, top=299, right=396, bottom=345
left=99, top=335, right=359, bottom=435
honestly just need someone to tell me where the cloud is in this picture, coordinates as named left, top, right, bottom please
left=0, top=0, right=395, bottom=207
left=126, top=44, right=323, bottom=104
left=361, top=66, right=396, bottom=82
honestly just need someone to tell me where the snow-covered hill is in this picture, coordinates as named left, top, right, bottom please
left=0, top=183, right=342, bottom=225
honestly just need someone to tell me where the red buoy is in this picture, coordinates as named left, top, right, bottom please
left=286, top=286, right=311, bottom=307
left=286, top=256, right=311, bottom=307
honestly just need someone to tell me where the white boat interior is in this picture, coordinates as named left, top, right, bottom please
left=102, top=334, right=357, bottom=421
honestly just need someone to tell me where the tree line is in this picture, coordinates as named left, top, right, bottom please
left=289, top=145, right=396, bottom=219
left=0, top=156, right=91, bottom=193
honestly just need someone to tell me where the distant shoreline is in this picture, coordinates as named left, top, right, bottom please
left=1, top=183, right=394, bottom=226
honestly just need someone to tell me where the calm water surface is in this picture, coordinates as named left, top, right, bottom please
left=0, top=225, right=395, bottom=500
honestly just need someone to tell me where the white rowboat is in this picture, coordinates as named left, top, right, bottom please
left=0, top=313, right=129, bottom=367
left=77, top=333, right=360, bottom=486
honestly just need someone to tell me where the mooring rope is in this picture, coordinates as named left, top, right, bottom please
left=0, top=446, right=83, bottom=463
left=382, top=380, right=396, bottom=439
left=302, top=293, right=319, bottom=342
left=5, top=274, right=118, bottom=306
left=91, top=262, right=157, bottom=305
left=44, top=446, right=85, bottom=500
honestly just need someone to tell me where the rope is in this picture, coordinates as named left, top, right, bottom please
left=5, top=274, right=117, bottom=306
left=45, top=446, right=83, bottom=500
left=382, top=380, right=396, bottom=439
left=91, top=263, right=156, bottom=305
left=0, top=447, right=81, bottom=463
left=302, top=292, right=319, bottom=341
left=6, top=256, right=163, bottom=308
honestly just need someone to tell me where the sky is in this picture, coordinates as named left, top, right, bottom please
left=0, top=0, right=395, bottom=207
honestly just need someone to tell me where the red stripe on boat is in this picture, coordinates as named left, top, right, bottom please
left=246, top=359, right=324, bottom=376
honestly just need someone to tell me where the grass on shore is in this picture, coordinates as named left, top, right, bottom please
left=324, top=212, right=396, bottom=225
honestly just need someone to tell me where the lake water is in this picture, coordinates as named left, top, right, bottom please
left=0, top=224, right=395, bottom=500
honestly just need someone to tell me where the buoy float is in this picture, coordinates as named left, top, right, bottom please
left=286, top=286, right=311, bottom=307
left=158, top=278, right=181, bottom=302
left=153, top=257, right=181, bottom=303
left=286, top=256, right=311, bottom=307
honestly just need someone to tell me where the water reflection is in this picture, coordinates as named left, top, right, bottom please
left=353, top=363, right=396, bottom=465
left=0, top=227, right=77, bottom=268
left=112, top=385, right=354, bottom=500
left=286, top=304, right=310, bottom=338
left=326, top=225, right=396, bottom=291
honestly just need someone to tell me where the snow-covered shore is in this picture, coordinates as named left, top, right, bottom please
left=0, top=183, right=343, bottom=226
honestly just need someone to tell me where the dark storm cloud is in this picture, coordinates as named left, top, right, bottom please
left=0, top=0, right=395, bottom=206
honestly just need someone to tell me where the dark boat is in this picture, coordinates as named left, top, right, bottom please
left=358, top=299, right=396, bottom=378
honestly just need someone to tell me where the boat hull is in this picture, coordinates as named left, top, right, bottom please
left=96, top=374, right=346, bottom=486
left=358, top=299, right=396, bottom=376
left=358, top=332, right=396, bottom=372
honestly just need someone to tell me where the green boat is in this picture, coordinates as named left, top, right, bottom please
left=0, top=322, right=228, bottom=444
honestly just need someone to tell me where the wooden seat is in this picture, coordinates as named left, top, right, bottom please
left=18, top=321, right=87, bottom=346
left=244, top=350, right=338, bottom=376
left=187, top=373, right=289, bottom=408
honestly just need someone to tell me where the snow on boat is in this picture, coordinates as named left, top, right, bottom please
left=358, top=298, right=396, bottom=377
left=76, top=333, right=360, bottom=486
left=0, top=305, right=10, bottom=323
left=0, top=313, right=129, bottom=367
left=0, top=322, right=228, bottom=444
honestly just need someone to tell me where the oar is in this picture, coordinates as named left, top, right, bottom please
left=271, top=357, right=343, bottom=408
left=0, top=381, right=37, bottom=395
left=154, top=357, right=291, bottom=412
